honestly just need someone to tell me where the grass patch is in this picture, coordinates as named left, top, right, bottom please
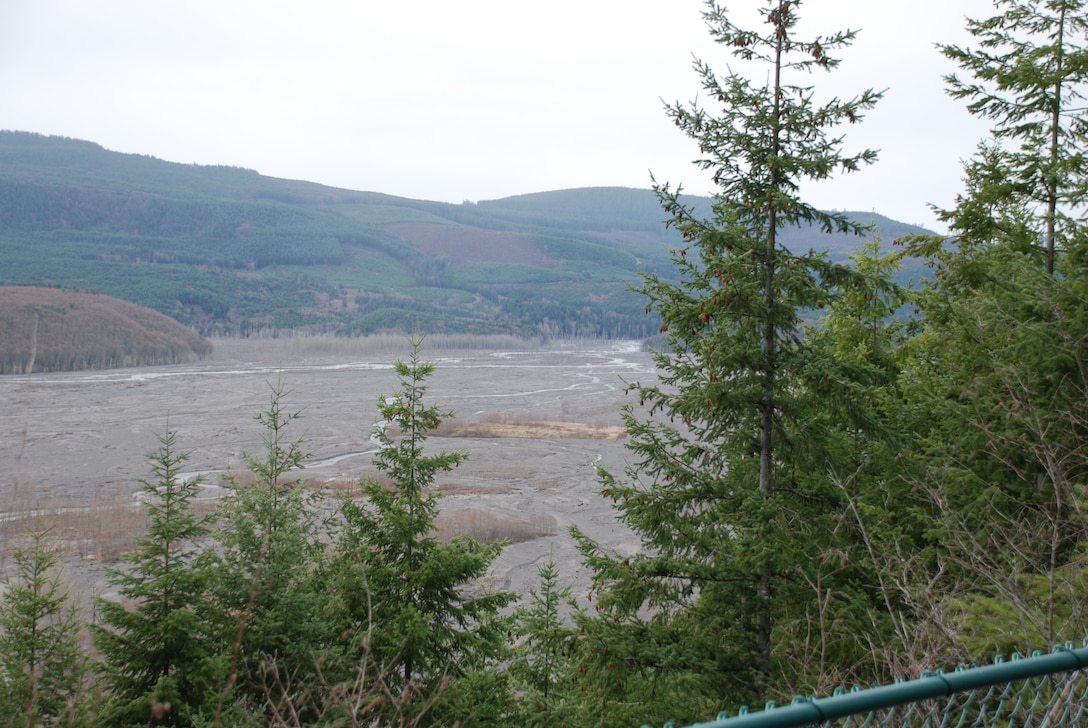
left=435, top=414, right=626, bottom=440
left=436, top=482, right=516, bottom=495
left=433, top=510, right=557, bottom=545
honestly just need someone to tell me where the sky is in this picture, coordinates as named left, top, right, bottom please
left=1, top=1, right=995, bottom=232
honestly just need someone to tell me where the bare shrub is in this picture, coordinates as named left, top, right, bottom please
left=224, top=630, right=450, bottom=728
left=3, top=488, right=223, bottom=569
left=4, top=497, right=147, bottom=563
left=355, top=472, right=397, bottom=492
left=301, top=477, right=359, bottom=493
left=222, top=468, right=369, bottom=495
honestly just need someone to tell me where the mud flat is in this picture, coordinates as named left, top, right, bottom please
left=0, top=336, right=658, bottom=609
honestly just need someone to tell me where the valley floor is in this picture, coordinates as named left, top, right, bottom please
left=0, top=336, right=656, bottom=611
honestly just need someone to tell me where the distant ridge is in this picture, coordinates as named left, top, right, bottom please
left=0, top=286, right=212, bottom=374
left=0, top=131, right=937, bottom=339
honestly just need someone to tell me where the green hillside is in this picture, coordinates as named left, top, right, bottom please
left=0, top=131, right=934, bottom=337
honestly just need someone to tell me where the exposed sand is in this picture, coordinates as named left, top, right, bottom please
left=0, top=337, right=658, bottom=610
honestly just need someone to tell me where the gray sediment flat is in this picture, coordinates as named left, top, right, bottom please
left=1, top=336, right=657, bottom=609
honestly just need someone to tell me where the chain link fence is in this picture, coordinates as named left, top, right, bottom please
left=642, top=640, right=1088, bottom=728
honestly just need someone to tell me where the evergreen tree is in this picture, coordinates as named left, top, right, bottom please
left=0, top=532, right=84, bottom=727
left=803, top=240, right=933, bottom=676
left=92, top=429, right=220, bottom=726
left=208, top=381, right=331, bottom=718
left=329, top=337, right=514, bottom=726
left=894, top=226, right=1088, bottom=658
left=888, top=0, right=1088, bottom=659
left=939, top=0, right=1088, bottom=273
left=508, top=560, right=577, bottom=726
left=570, top=1, right=886, bottom=721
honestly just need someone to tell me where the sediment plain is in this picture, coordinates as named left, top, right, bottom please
left=0, top=336, right=658, bottom=610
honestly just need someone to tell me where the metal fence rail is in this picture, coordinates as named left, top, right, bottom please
left=642, top=640, right=1088, bottom=728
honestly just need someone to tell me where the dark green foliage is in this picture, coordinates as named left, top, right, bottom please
left=0, top=533, right=85, bottom=727
left=570, top=1, right=891, bottom=722
left=508, top=560, right=577, bottom=726
left=893, top=237, right=1088, bottom=658
left=329, top=338, right=515, bottom=726
left=498, top=285, right=663, bottom=340
left=871, top=0, right=1088, bottom=666
left=939, top=0, right=1088, bottom=273
left=207, top=382, right=332, bottom=717
left=92, top=429, right=221, bottom=726
left=338, top=306, right=518, bottom=338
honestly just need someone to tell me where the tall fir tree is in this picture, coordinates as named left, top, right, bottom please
left=328, top=338, right=514, bottom=727
left=92, top=429, right=221, bottom=727
left=570, top=1, right=886, bottom=722
left=938, top=0, right=1088, bottom=273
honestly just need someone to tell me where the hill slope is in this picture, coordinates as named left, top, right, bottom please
left=0, top=286, right=212, bottom=374
left=0, top=131, right=935, bottom=338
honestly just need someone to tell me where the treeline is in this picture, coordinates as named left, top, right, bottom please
left=338, top=306, right=526, bottom=337
left=473, top=187, right=710, bottom=235
left=0, top=287, right=212, bottom=374
left=498, top=286, right=660, bottom=340
left=0, top=180, right=352, bottom=270
left=543, top=1, right=1088, bottom=726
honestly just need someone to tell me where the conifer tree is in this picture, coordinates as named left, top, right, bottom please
left=895, top=253, right=1088, bottom=658
left=571, top=0, right=885, bottom=721
left=329, top=338, right=514, bottom=726
left=938, top=0, right=1088, bottom=273
left=208, top=382, right=330, bottom=716
left=890, top=0, right=1088, bottom=659
left=0, top=532, right=84, bottom=727
left=509, top=560, right=576, bottom=726
left=92, top=429, right=220, bottom=726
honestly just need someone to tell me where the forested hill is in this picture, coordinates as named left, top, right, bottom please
left=0, top=131, right=935, bottom=338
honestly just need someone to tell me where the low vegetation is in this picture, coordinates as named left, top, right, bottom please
left=435, top=414, right=626, bottom=440
left=433, top=510, right=558, bottom=545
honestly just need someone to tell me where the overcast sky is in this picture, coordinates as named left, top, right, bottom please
left=1, top=1, right=995, bottom=232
